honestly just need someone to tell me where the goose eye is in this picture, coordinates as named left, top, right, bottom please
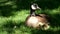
left=33, top=4, right=38, bottom=8
left=34, top=4, right=40, bottom=9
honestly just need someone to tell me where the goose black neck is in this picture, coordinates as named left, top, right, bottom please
left=30, top=9, right=35, bottom=16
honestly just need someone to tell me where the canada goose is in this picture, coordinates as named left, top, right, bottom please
left=25, top=3, right=50, bottom=30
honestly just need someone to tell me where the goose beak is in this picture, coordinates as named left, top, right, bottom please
left=37, top=6, right=41, bottom=9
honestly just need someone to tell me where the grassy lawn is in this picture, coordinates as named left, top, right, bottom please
left=0, top=7, right=60, bottom=34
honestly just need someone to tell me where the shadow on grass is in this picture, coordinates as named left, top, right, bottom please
left=0, top=0, right=60, bottom=17
left=48, top=13, right=60, bottom=27
left=0, top=5, right=15, bottom=17
left=31, top=29, right=60, bottom=34
left=16, top=0, right=60, bottom=10
left=37, top=0, right=60, bottom=9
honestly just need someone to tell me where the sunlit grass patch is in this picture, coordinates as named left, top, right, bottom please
left=49, top=26, right=60, bottom=31
left=0, top=31, right=8, bottom=34
left=11, top=10, right=29, bottom=24
left=14, top=25, right=31, bottom=34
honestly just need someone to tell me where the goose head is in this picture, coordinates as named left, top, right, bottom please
left=31, top=3, right=40, bottom=10
left=30, top=3, right=40, bottom=16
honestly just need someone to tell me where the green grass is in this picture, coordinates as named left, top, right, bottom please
left=0, top=8, right=60, bottom=34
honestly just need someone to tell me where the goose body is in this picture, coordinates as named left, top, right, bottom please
left=25, top=3, right=50, bottom=30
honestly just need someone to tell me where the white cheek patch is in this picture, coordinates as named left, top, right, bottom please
left=31, top=5, right=36, bottom=10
